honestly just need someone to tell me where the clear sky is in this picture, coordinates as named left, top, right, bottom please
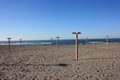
left=0, top=0, right=120, bottom=40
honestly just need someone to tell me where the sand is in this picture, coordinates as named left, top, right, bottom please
left=0, top=43, right=120, bottom=80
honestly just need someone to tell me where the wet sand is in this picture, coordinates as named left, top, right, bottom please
left=0, top=43, right=120, bottom=80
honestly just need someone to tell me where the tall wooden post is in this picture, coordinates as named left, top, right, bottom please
left=106, top=36, right=109, bottom=45
left=7, top=38, right=12, bottom=51
left=56, top=37, right=60, bottom=48
left=72, top=32, right=81, bottom=61
left=20, top=39, right=22, bottom=46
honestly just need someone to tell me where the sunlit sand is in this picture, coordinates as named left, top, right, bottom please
left=0, top=43, right=120, bottom=80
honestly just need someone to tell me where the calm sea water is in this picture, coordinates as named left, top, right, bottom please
left=0, top=38, right=120, bottom=45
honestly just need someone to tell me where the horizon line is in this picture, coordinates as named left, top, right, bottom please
left=0, top=37, right=120, bottom=41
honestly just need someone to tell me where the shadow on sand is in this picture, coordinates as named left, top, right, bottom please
left=0, top=57, right=119, bottom=67
left=0, top=63, right=69, bottom=67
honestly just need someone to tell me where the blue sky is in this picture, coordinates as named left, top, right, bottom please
left=0, top=0, right=120, bottom=40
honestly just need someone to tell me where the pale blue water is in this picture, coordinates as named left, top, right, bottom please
left=0, top=38, right=120, bottom=45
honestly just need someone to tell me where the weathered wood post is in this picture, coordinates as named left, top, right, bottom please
left=56, top=37, right=60, bottom=48
left=106, top=36, right=109, bottom=45
left=72, top=32, right=81, bottom=61
left=7, top=38, right=12, bottom=51
left=20, top=39, right=22, bottom=46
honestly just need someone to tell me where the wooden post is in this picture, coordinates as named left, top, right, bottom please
left=7, top=38, right=12, bottom=51
left=72, top=32, right=81, bottom=61
left=20, top=39, right=22, bottom=46
left=106, top=36, right=109, bottom=45
left=56, top=37, right=60, bottom=48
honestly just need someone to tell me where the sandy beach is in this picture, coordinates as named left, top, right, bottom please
left=0, top=43, right=120, bottom=80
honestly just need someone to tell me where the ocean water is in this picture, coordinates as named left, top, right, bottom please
left=0, top=38, right=120, bottom=45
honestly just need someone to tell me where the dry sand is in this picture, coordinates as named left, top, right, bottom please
left=0, top=43, right=120, bottom=80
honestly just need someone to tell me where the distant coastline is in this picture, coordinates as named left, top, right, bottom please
left=0, top=38, right=120, bottom=45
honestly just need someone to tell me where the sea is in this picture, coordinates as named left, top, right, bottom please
left=0, top=38, right=120, bottom=45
